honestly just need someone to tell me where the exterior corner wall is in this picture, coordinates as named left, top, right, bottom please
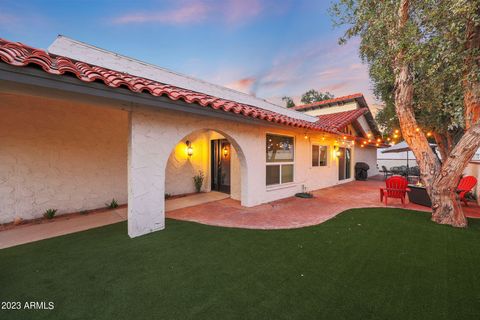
left=354, top=146, right=380, bottom=177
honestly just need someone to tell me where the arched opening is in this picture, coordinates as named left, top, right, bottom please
left=164, top=129, right=247, bottom=211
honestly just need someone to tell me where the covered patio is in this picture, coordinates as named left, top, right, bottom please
left=2, top=177, right=478, bottom=249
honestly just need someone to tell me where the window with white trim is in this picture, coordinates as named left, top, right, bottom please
left=312, top=144, right=328, bottom=167
left=266, top=134, right=294, bottom=186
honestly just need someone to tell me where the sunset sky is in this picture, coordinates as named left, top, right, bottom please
left=0, top=0, right=376, bottom=106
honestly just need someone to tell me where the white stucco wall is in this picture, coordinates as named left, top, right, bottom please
left=0, top=94, right=128, bottom=223
left=165, top=131, right=210, bottom=196
left=164, top=130, right=241, bottom=198
left=354, top=147, right=380, bottom=176
left=302, top=101, right=357, bottom=116
left=0, top=92, right=376, bottom=233
left=127, top=106, right=364, bottom=237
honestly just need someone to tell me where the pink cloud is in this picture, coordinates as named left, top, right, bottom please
left=223, top=0, right=263, bottom=25
left=112, top=0, right=265, bottom=26
left=219, top=36, right=378, bottom=106
left=225, top=77, right=256, bottom=94
left=112, top=2, right=210, bottom=25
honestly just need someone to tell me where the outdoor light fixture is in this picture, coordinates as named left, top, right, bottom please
left=222, top=145, right=229, bottom=158
left=334, top=146, right=342, bottom=157
left=185, top=140, right=193, bottom=157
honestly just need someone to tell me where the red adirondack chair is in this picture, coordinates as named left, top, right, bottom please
left=380, top=176, right=410, bottom=207
left=458, top=176, right=477, bottom=206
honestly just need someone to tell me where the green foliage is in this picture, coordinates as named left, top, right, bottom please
left=300, top=89, right=334, bottom=104
left=43, top=208, right=57, bottom=219
left=193, top=170, right=205, bottom=193
left=330, top=1, right=480, bottom=140
left=106, top=198, right=119, bottom=209
left=165, top=193, right=172, bottom=200
left=282, top=96, right=296, bottom=108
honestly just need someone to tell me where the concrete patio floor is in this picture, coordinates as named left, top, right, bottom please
left=1, top=178, right=479, bottom=249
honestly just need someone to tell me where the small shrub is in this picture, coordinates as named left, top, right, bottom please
left=106, top=198, right=119, bottom=209
left=193, top=170, right=205, bottom=193
left=44, top=208, right=57, bottom=219
left=80, top=210, right=89, bottom=215
left=165, top=193, right=172, bottom=200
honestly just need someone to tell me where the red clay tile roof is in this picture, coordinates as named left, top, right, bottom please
left=0, top=38, right=374, bottom=138
left=293, top=93, right=365, bottom=111
left=315, top=108, right=368, bottom=130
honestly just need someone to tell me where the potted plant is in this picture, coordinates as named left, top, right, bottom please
left=193, top=170, right=205, bottom=193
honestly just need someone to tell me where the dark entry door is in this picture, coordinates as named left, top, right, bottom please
left=338, top=147, right=351, bottom=180
left=211, top=139, right=231, bottom=193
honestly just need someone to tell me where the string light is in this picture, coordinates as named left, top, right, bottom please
left=415, top=128, right=420, bottom=132
left=427, top=132, right=432, bottom=137
left=395, top=129, right=399, bottom=134
left=376, top=138, right=381, bottom=143
left=394, top=134, right=399, bottom=138
left=367, top=133, right=372, bottom=137
left=387, top=137, right=391, bottom=141
left=304, top=134, right=308, bottom=139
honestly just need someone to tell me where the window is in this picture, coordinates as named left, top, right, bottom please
left=312, top=145, right=328, bottom=167
left=266, top=134, right=294, bottom=186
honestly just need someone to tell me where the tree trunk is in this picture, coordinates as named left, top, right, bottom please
left=393, top=0, right=440, bottom=196
left=431, top=7, right=480, bottom=226
left=431, top=123, right=480, bottom=226
left=433, top=132, right=448, bottom=163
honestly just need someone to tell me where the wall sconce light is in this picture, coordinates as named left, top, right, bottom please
left=334, top=146, right=342, bottom=157
left=185, top=140, right=193, bottom=157
left=222, top=145, right=229, bottom=158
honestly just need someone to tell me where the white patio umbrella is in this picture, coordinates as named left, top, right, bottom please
left=381, top=141, right=437, bottom=170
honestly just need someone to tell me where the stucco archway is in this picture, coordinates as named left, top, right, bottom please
left=164, top=128, right=249, bottom=206
left=127, top=109, right=252, bottom=238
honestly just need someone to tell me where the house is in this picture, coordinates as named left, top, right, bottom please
left=0, top=36, right=383, bottom=237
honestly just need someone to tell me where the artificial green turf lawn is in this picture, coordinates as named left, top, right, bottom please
left=2, top=208, right=480, bottom=320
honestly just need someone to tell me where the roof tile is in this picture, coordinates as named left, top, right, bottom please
left=0, top=38, right=370, bottom=137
